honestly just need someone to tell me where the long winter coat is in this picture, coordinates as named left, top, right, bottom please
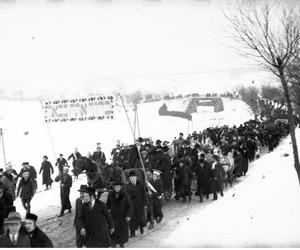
left=125, top=181, right=147, bottom=231
left=1, top=173, right=16, bottom=200
left=0, top=231, right=31, bottom=247
left=106, top=190, right=132, bottom=245
left=55, top=173, right=72, bottom=210
left=0, top=191, right=14, bottom=234
left=79, top=200, right=114, bottom=248
left=148, top=178, right=163, bottom=219
left=17, top=177, right=35, bottom=200
left=157, top=153, right=172, bottom=193
left=28, top=226, right=53, bottom=248
left=175, top=164, right=193, bottom=197
left=212, top=162, right=226, bottom=193
left=194, top=161, right=211, bottom=195
left=39, top=161, right=54, bottom=186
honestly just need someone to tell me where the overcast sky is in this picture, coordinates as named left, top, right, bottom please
left=0, top=0, right=271, bottom=96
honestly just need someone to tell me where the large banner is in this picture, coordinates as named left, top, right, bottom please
left=43, top=96, right=114, bottom=123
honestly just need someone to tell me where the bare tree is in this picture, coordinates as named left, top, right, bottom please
left=224, top=0, right=300, bottom=184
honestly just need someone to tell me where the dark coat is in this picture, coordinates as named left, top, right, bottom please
left=0, top=231, right=31, bottom=248
left=194, top=161, right=211, bottom=195
left=1, top=174, right=16, bottom=200
left=19, top=167, right=37, bottom=180
left=126, top=181, right=147, bottom=231
left=39, top=161, right=54, bottom=186
left=79, top=200, right=114, bottom=248
left=106, top=190, right=132, bottom=244
left=175, top=164, right=193, bottom=197
left=68, top=152, right=82, bottom=162
left=148, top=178, right=163, bottom=219
left=212, top=163, right=226, bottom=192
left=55, top=158, right=68, bottom=173
left=0, top=191, right=14, bottom=234
left=17, top=177, right=35, bottom=200
left=157, top=153, right=172, bottom=192
left=92, top=151, right=106, bottom=166
left=28, top=226, right=53, bottom=248
left=74, top=198, right=84, bottom=228
left=128, top=145, right=142, bottom=170
left=55, top=173, right=72, bottom=210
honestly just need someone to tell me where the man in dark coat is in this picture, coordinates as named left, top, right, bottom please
left=78, top=187, right=114, bottom=248
left=74, top=185, right=88, bottom=248
left=128, top=138, right=144, bottom=170
left=106, top=182, right=132, bottom=248
left=92, top=146, right=106, bottom=167
left=17, top=171, right=35, bottom=214
left=55, top=166, right=72, bottom=217
left=125, top=171, right=147, bottom=237
left=18, top=163, right=37, bottom=192
left=55, top=154, right=68, bottom=175
left=1, top=164, right=16, bottom=200
left=0, top=182, right=14, bottom=235
left=175, top=158, right=193, bottom=202
left=68, top=148, right=82, bottom=179
left=24, top=213, right=53, bottom=248
left=157, top=146, right=172, bottom=200
left=147, top=170, right=163, bottom=229
left=39, top=156, right=54, bottom=190
left=194, top=158, right=211, bottom=202
left=212, top=156, right=225, bottom=197
left=0, top=212, right=31, bottom=247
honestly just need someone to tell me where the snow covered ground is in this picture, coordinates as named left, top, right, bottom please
left=160, top=129, right=300, bottom=247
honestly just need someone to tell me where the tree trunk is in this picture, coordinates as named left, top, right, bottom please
left=279, top=69, right=300, bottom=185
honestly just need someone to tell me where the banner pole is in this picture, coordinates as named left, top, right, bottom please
left=38, top=99, right=57, bottom=161
left=0, top=128, right=7, bottom=166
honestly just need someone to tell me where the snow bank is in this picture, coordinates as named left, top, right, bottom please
left=163, top=129, right=300, bottom=247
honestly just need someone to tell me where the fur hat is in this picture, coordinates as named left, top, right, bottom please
left=25, top=213, right=38, bottom=222
left=43, top=155, right=48, bottom=160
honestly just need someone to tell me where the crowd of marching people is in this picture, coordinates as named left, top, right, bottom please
left=0, top=98, right=298, bottom=248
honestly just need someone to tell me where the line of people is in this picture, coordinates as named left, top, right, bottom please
left=0, top=98, right=296, bottom=248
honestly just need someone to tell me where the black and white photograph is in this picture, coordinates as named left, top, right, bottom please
left=0, top=0, right=300, bottom=248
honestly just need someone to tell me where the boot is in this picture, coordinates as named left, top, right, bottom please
left=148, top=223, right=154, bottom=230
left=140, top=227, right=144, bottom=235
left=188, top=196, right=192, bottom=202
left=181, top=197, right=186, bottom=202
left=130, top=231, right=136, bottom=238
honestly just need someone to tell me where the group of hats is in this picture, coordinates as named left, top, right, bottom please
left=4, top=212, right=38, bottom=224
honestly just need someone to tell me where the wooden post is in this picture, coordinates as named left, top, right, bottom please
left=0, top=128, right=6, bottom=166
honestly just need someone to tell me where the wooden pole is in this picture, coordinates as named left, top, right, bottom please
left=0, top=128, right=7, bottom=166
left=118, top=94, right=135, bottom=143
left=38, top=99, right=57, bottom=160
